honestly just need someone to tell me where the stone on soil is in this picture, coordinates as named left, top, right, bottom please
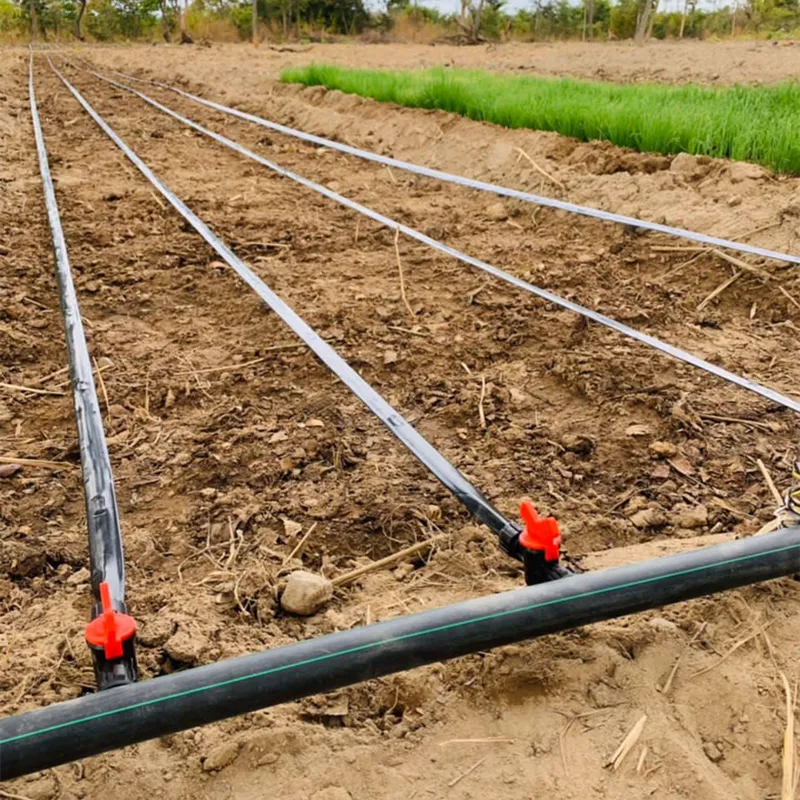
left=280, top=570, right=333, bottom=616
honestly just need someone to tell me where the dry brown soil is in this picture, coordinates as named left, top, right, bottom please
left=2, top=41, right=800, bottom=800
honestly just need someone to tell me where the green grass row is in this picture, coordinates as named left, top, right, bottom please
left=280, top=64, right=800, bottom=175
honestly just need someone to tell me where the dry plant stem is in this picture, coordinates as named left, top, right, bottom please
left=779, top=285, right=800, bottom=311
left=447, top=756, right=486, bottom=788
left=696, top=270, right=742, bottom=311
left=93, top=355, right=111, bottom=419
left=757, top=458, right=784, bottom=505
left=394, top=226, right=416, bottom=319
left=659, top=621, right=708, bottom=694
left=332, top=535, right=445, bottom=587
left=692, top=618, right=776, bottom=677
left=0, top=455, right=73, bottom=469
left=0, top=381, right=65, bottom=397
left=515, top=147, right=565, bottom=190
left=438, top=738, right=515, bottom=746
left=782, top=672, right=796, bottom=800
left=173, top=346, right=303, bottom=376
left=607, top=714, right=647, bottom=771
left=0, top=789, right=36, bottom=800
left=711, top=248, right=772, bottom=281
left=282, top=522, right=318, bottom=566
left=478, top=374, right=487, bottom=429
left=636, top=746, right=648, bottom=774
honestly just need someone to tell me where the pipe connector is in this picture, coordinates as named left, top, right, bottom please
left=518, top=501, right=571, bottom=585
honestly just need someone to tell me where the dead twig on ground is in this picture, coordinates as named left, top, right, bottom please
left=0, top=455, right=73, bottom=470
left=606, top=714, right=647, bottom=771
left=478, top=375, right=487, bottom=429
left=696, top=271, right=742, bottom=311
left=757, top=458, right=784, bottom=506
left=659, top=622, right=707, bottom=694
left=0, top=381, right=65, bottom=397
left=447, top=756, right=486, bottom=788
left=394, top=226, right=415, bottom=319
left=282, top=522, right=318, bottom=567
left=515, top=147, right=565, bottom=190
left=332, top=535, right=445, bottom=588
left=93, top=356, right=111, bottom=419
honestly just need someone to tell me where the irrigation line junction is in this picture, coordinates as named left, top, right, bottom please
left=2, top=50, right=799, bottom=780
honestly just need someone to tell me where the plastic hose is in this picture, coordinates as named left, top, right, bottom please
left=29, top=54, right=136, bottom=690
left=60, top=60, right=800, bottom=416
left=72, top=57, right=800, bottom=267
left=45, top=57, right=523, bottom=551
left=2, top=524, right=800, bottom=779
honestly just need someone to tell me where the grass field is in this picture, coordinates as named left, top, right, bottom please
left=281, top=64, right=800, bottom=174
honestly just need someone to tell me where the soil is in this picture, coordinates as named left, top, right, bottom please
left=1, top=41, right=800, bottom=800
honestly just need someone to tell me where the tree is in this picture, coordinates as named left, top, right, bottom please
left=456, top=0, right=487, bottom=41
left=634, top=0, right=658, bottom=40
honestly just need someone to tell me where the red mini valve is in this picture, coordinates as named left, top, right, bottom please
left=519, top=501, right=561, bottom=562
left=85, top=581, right=137, bottom=661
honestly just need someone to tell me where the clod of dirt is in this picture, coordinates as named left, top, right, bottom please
left=164, top=627, right=205, bottom=664
left=703, top=741, right=724, bottom=762
left=670, top=152, right=702, bottom=177
left=0, top=463, right=21, bottom=478
left=0, top=401, right=12, bottom=422
left=649, top=441, right=678, bottom=458
left=138, top=613, right=177, bottom=647
left=728, top=162, right=766, bottom=183
left=201, top=741, right=240, bottom=772
left=629, top=507, right=668, bottom=530
left=66, top=566, right=90, bottom=585
left=280, top=571, right=333, bottom=616
left=17, top=776, right=57, bottom=800
left=672, top=503, right=709, bottom=530
left=485, top=201, right=508, bottom=221
left=1, top=541, right=46, bottom=577
left=310, top=788, right=353, bottom=800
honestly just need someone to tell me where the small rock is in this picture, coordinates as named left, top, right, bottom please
left=703, top=741, right=724, bottom=762
left=485, top=201, right=508, bottom=221
left=728, top=162, right=766, bottom=183
left=649, top=441, right=678, bottom=458
left=383, top=349, right=398, bottom=365
left=281, top=517, right=303, bottom=537
left=629, top=508, right=668, bottom=529
left=164, top=627, right=204, bottom=664
left=727, top=194, right=742, bottom=207
left=21, top=778, right=56, bottom=800
left=673, top=503, right=709, bottom=530
left=393, top=563, right=414, bottom=581
left=280, top=571, right=333, bottom=616
left=670, top=152, right=700, bottom=176
left=0, top=463, right=21, bottom=478
left=310, top=789, right=353, bottom=800
left=66, top=566, right=90, bottom=585
left=202, top=741, right=240, bottom=772
left=562, top=434, right=595, bottom=455
left=647, top=617, right=678, bottom=634
left=257, top=752, right=280, bottom=766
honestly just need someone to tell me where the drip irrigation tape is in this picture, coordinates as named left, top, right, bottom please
left=45, top=57, right=521, bottom=547
left=29, top=54, right=135, bottom=690
left=72, top=57, right=800, bottom=267
left=2, top=523, right=800, bottom=779
left=61, top=59, right=800, bottom=416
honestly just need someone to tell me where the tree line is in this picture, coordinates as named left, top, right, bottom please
left=2, top=0, right=799, bottom=44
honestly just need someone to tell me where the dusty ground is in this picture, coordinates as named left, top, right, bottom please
left=67, top=37, right=800, bottom=85
left=1, top=41, right=800, bottom=799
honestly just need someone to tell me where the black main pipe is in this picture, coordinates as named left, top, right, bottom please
left=29, top=54, right=137, bottom=690
left=2, top=525, right=800, bottom=780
